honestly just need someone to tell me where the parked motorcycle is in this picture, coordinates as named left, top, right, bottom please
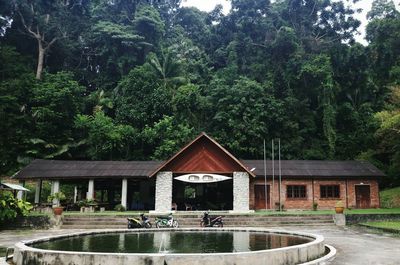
left=155, top=214, right=179, bottom=228
left=127, top=213, right=152, bottom=229
left=200, top=211, right=223, bottom=227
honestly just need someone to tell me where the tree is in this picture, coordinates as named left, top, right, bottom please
left=74, top=111, right=136, bottom=160
left=12, top=0, right=89, bottom=79
left=142, top=115, right=195, bottom=160
left=114, top=63, right=171, bottom=129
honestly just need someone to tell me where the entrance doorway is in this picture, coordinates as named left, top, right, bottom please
left=254, top=184, right=270, bottom=210
left=355, top=185, right=371, bottom=208
left=172, top=179, right=233, bottom=211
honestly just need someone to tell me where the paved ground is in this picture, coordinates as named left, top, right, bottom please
left=281, top=225, right=400, bottom=265
left=1, top=225, right=399, bottom=264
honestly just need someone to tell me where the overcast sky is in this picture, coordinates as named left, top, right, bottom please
left=181, top=0, right=400, bottom=45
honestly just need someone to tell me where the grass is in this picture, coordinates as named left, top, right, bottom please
left=360, top=221, right=400, bottom=232
left=63, top=211, right=145, bottom=216
left=380, top=187, right=400, bottom=208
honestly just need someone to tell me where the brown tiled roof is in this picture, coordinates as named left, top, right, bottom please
left=242, top=160, right=385, bottom=178
left=13, top=159, right=385, bottom=179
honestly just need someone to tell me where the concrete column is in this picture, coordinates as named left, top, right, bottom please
left=34, top=179, right=42, bottom=204
left=17, top=180, right=25, bottom=200
left=154, top=171, right=173, bottom=213
left=232, top=172, right=250, bottom=212
left=73, top=186, right=78, bottom=203
left=121, top=178, right=128, bottom=209
left=51, top=180, right=60, bottom=206
left=87, top=179, right=94, bottom=200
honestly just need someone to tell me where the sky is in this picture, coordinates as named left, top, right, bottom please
left=181, top=0, right=400, bottom=45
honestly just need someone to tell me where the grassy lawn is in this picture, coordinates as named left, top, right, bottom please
left=360, top=221, right=400, bottom=232
left=380, top=187, right=400, bottom=208
left=63, top=211, right=145, bottom=216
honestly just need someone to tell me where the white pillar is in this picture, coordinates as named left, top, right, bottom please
left=153, top=172, right=173, bottom=213
left=51, top=180, right=60, bottom=206
left=87, top=179, right=94, bottom=200
left=232, top=172, right=250, bottom=212
left=73, top=186, right=78, bottom=203
left=34, top=179, right=42, bottom=204
left=17, top=180, right=25, bottom=200
left=121, top=178, right=128, bottom=209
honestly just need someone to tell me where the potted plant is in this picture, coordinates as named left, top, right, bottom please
left=78, top=200, right=88, bottom=213
left=335, top=200, right=345, bottom=214
left=47, top=192, right=66, bottom=215
left=313, top=202, right=318, bottom=211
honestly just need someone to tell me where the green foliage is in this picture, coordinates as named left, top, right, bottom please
left=75, top=111, right=136, bottom=160
left=143, top=116, right=196, bottom=160
left=0, top=0, right=400, bottom=187
left=114, top=204, right=126, bottom=212
left=380, top=186, right=400, bottom=208
left=47, top=192, right=66, bottom=207
left=0, top=193, right=32, bottom=224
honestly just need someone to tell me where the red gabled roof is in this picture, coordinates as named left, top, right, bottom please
left=148, top=132, right=256, bottom=177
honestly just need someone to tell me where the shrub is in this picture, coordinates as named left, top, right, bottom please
left=0, top=193, right=32, bottom=224
left=114, top=204, right=126, bottom=212
left=47, top=192, right=66, bottom=207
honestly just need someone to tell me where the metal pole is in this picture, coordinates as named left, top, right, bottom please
left=263, top=140, right=267, bottom=210
left=272, top=139, right=275, bottom=211
left=278, top=138, right=282, bottom=211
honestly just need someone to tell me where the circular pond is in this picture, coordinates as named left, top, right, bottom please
left=13, top=228, right=327, bottom=265
left=31, top=230, right=311, bottom=253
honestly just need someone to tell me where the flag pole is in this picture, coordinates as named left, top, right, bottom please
left=263, top=139, right=267, bottom=210
left=272, top=139, right=275, bottom=211
left=278, top=138, right=282, bottom=211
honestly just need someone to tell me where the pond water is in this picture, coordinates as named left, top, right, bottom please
left=32, top=231, right=311, bottom=253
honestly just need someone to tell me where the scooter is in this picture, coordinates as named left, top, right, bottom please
left=127, top=213, right=152, bottom=229
left=155, top=213, right=179, bottom=228
left=200, top=211, right=223, bottom=227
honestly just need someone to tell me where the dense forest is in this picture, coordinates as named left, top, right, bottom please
left=0, top=0, right=399, bottom=187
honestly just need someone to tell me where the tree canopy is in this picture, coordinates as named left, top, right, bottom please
left=1, top=0, right=400, bottom=187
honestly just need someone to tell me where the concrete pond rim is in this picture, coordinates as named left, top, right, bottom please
left=13, top=228, right=330, bottom=265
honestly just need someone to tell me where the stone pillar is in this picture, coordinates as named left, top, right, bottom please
left=121, top=178, right=128, bottom=209
left=232, top=172, right=250, bottom=212
left=87, top=179, right=94, bottom=200
left=153, top=172, right=173, bottom=213
left=17, top=180, right=25, bottom=200
left=51, top=180, right=60, bottom=206
left=34, top=179, right=42, bottom=204
left=333, top=214, right=346, bottom=226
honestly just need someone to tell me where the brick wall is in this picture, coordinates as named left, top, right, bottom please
left=250, top=177, right=380, bottom=210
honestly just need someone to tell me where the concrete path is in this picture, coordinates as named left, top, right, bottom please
left=1, top=226, right=399, bottom=264
left=280, top=225, right=400, bottom=265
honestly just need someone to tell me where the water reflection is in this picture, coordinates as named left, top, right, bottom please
left=32, top=231, right=311, bottom=254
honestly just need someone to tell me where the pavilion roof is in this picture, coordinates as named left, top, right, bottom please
left=242, top=160, right=385, bottom=178
left=13, top=159, right=385, bottom=180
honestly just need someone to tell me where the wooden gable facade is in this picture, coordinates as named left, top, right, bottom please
left=149, top=132, right=255, bottom=177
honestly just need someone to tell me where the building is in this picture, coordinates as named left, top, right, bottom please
left=13, top=132, right=384, bottom=212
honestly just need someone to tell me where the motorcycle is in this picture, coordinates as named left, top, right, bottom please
left=155, top=214, right=179, bottom=228
left=127, top=213, right=152, bottom=229
left=200, top=211, right=223, bottom=227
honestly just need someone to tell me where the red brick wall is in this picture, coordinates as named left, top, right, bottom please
left=347, top=179, right=380, bottom=208
left=249, top=178, right=380, bottom=210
